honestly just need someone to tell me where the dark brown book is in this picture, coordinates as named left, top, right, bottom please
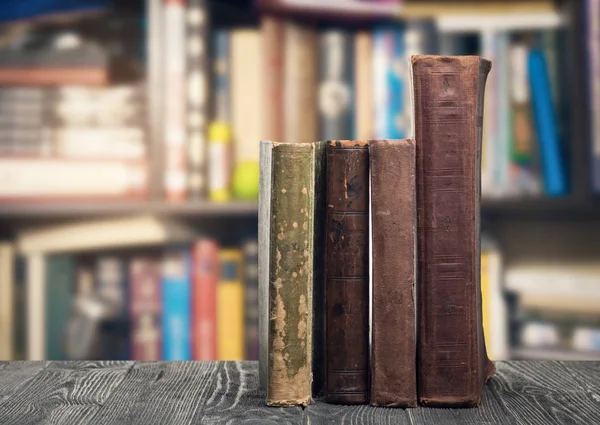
left=326, top=140, right=369, bottom=405
left=412, top=55, right=495, bottom=407
left=369, top=139, right=417, bottom=407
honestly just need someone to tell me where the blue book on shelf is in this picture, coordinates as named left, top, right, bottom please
left=528, top=49, right=567, bottom=196
left=162, top=247, right=191, bottom=361
left=0, top=0, right=109, bottom=23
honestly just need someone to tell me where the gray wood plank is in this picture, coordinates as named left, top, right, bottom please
left=559, top=361, right=600, bottom=401
left=490, top=361, right=600, bottom=425
left=91, top=361, right=218, bottom=425
left=195, top=361, right=303, bottom=425
left=0, top=362, right=48, bottom=406
left=46, top=361, right=133, bottom=370
left=306, top=401, right=410, bottom=425
left=0, top=361, right=133, bottom=425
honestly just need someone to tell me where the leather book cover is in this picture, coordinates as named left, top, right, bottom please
left=412, top=55, right=496, bottom=407
left=261, top=141, right=326, bottom=406
left=325, top=140, right=369, bottom=405
left=369, top=139, right=417, bottom=407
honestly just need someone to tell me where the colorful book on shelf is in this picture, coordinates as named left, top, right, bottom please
left=130, top=256, right=162, bottom=361
left=217, top=248, right=244, bottom=361
left=0, top=243, right=14, bottom=360
left=412, top=55, right=495, bottom=407
left=243, top=239, right=259, bottom=361
left=587, top=0, right=600, bottom=193
left=354, top=31, right=374, bottom=140
left=192, top=239, right=219, bottom=361
left=46, top=255, right=76, bottom=360
left=528, top=49, right=567, bottom=196
left=162, top=247, right=192, bottom=361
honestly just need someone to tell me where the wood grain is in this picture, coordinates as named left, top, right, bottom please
left=0, top=362, right=47, bottom=406
left=197, top=361, right=303, bottom=424
left=0, top=361, right=132, bottom=425
left=306, top=401, right=411, bottom=425
left=490, top=361, right=600, bottom=424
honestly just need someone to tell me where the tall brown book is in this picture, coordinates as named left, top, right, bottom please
left=325, top=140, right=369, bottom=405
left=369, top=139, right=417, bottom=407
left=412, top=55, right=495, bottom=407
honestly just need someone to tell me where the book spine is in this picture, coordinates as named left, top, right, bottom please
left=495, top=33, right=511, bottom=196
left=243, top=239, right=259, bottom=361
left=46, top=255, right=75, bottom=360
left=217, top=248, right=244, bottom=360
left=588, top=0, right=600, bottom=193
left=163, top=0, right=187, bottom=201
left=528, top=50, right=567, bottom=196
left=212, top=30, right=230, bottom=123
left=258, top=140, right=273, bottom=391
left=192, top=239, right=219, bottom=360
left=231, top=30, right=263, bottom=164
left=373, top=29, right=389, bottom=139
left=369, top=139, right=416, bottom=407
left=326, top=140, right=369, bottom=405
left=0, top=244, right=14, bottom=360
left=129, top=257, right=162, bottom=361
left=480, top=32, right=498, bottom=198
left=266, top=142, right=318, bottom=406
left=354, top=31, right=373, bottom=141
left=162, top=248, right=191, bottom=360
left=412, top=55, right=495, bottom=407
left=387, top=28, right=408, bottom=139
left=284, top=22, right=318, bottom=143
left=261, top=17, right=285, bottom=142
left=318, top=30, right=353, bottom=141
left=186, top=0, right=208, bottom=200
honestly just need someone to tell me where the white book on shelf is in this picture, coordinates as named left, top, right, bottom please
left=0, top=243, right=14, bottom=360
left=17, top=215, right=197, bottom=255
left=27, top=253, right=45, bottom=361
left=436, top=11, right=566, bottom=33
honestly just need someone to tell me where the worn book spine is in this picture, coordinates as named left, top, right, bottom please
left=326, top=140, right=369, bottom=405
left=369, top=139, right=417, bottom=407
left=412, top=55, right=495, bottom=407
left=265, top=141, right=325, bottom=406
left=318, top=30, right=353, bottom=141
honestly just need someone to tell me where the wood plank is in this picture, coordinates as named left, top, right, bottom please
left=489, top=361, right=600, bottom=424
left=306, top=401, right=410, bottom=425
left=0, top=361, right=133, bottom=425
left=0, top=362, right=47, bottom=405
left=196, top=361, right=303, bottom=425
left=91, top=361, right=217, bottom=425
left=558, top=362, right=600, bottom=403
left=407, top=383, right=514, bottom=425
left=46, top=361, right=133, bottom=370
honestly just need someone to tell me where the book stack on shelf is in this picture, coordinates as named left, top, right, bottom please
left=260, top=55, right=494, bottom=408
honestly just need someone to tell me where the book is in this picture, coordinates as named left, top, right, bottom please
left=261, top=16, right=285, bottom=142
left=162, top=247, right=192, bottom=360
left=354, top=31, right=373, bottom=140
left=326, top=140, right=369, bottom=405
left=130, top=256, right=162, bottom=361
left=243, top=239, right=259, bottom=361
left=0, top=158, right=147, bottom=201
left=587, top=0, right=600, bottom=193
left=481, top=236, right=508, bottom=361
left=212, top=30, right=230, bottom=123
left=259, top=140, right=326, bottom=406
left=186, top=0, right=209, bottom=199
left=284, top=22, right=318, bottom=143
left=318, top=30, right=353, bottom=141
left=528, top=49, right=567, bottom=196
left=26, top=253, right=45, bottom=360
left=217, top=248, right=244, bottom=361
left=369, top=139, right=416, bottom=407
left=412, top=55, right=495, bottom=407
left=0, top=243, right=15, bottom=360
left=46, top=255, right=76, bottom=360
left=163, top=0, right=188, bottom=201
left=231, top=29, right=263, bottom=165
left=192, top=239, right=219, bottom=360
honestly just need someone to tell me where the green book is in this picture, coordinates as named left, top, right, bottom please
left=258, top=140, right=326, bottom=406
left=46, top=255, right=76, bottom=360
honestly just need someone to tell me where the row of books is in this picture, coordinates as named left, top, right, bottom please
left=0, top=238, right=259, bottom=361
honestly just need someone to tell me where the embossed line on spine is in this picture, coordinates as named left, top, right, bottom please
left=327, top=276, right=368, bottom=281
left=329, top=211, right=368, bottom=216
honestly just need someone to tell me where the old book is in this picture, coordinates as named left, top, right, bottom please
left=412, top=55, right=495, bottom=407
left=284, top=22, right=318, bottom=143
left=259, top=140, right=326, bottom=406
left=369, top=139, right=416, bottom=407
left=326, top=140, right=369, bottom=405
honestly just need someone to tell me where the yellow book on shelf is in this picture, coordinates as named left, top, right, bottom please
left=217, top=248, right=245, bottom=360
left=481, top=237, right=507, bottom=361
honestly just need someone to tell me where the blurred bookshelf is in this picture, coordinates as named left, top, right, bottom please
left=1, top=0, right=600, bottom=364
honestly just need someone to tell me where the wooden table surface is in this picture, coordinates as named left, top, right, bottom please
left=0, top=361, right=598, bottom=424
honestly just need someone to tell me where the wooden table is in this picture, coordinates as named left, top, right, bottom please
left=0, top=361, right=598, bottom=424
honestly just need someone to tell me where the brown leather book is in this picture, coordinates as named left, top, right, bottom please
left=369, top=139, right=417, bottom=407
left=325, top=140, right=369, bottom=405
left=412, top=55, right=496, bottom=407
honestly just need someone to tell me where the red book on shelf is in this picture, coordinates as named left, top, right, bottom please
left=192, top=239, right=220, bottom=360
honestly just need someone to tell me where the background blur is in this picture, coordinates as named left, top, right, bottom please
left=0, top=0, right=598, bottom=362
